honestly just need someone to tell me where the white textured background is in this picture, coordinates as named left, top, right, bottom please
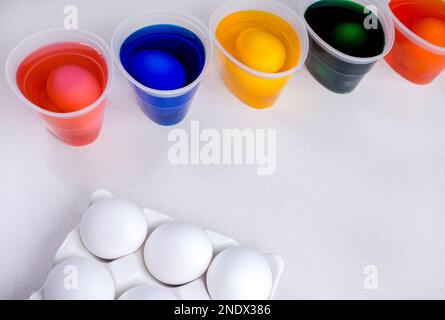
left=1, top=0, right=445, bottom=300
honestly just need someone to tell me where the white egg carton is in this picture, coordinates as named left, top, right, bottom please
left=30, top=190, right=284, bottom=300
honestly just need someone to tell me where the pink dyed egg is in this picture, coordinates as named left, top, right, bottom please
left=47, top=64, right=102, bottom=113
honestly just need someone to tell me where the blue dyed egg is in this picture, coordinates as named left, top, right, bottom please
left=129, top=50, right=186, bottom=90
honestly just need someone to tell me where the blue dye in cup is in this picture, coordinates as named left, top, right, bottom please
left=112, top=12, right=211, bottom=126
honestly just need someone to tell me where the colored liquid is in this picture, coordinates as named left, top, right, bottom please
left=120, top=24, right=205, bottom=88
left=16, top=42, right=108, bottom=146
left=215, top=10, right=301, bottom=108
left=120, top=24, right=206, bottom=125
left=17, top=42, right=107, bottom=113
left=390, top=0, right=445, bottom=34
left=216, top=10, right=300, bottom=72
left=385, top=0, right=445, bottom=84
left=304, top=0, right=386, bottom=93
left=305, top=0, right=385, bottom=58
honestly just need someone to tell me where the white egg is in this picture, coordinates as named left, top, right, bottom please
left=80, top=198, right=148, bottom=260
left=206, top=247, right=273, bottom=300
left=43, top=257, right=115, bottom=300
left=144, top=221, right=213, bottom=285
left=118, top=285, right=177, bottom=300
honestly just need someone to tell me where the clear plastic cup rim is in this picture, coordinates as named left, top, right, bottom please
left=5, top=28, right=113, bottom=119
left=209, top=0, right=309, bottom=79
left=300, top=0, right=395, bottom=65
left=111, top=10, right=213, bottom=99
left=386, top=0, right=445, bottom=56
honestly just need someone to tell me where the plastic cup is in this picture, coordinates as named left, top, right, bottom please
left=385, top=0, right=445, bottom=85
left=300, top=0, right=395, bottom=94
left=209, top=0, right=309, bottom=109
left=111, top=11, right=212, bottom=126
left=5, top=28, right=112, bottom=147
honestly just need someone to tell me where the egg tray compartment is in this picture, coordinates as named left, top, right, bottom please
left=30, top=189, right=284, bottom=300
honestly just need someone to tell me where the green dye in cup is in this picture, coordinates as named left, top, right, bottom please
left=304, top=0, right=386, bottom=93
left=333, top=22, right=368, bottom=49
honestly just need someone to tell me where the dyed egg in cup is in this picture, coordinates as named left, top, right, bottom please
left=385, top=0, right=445, bottom=85
left=111, top=11, right=212, bottom=126
left=5, top=29, right=112, bottom=147
left=300, top=0, right=394, bottom=94
left=209, top=0, right=309, bottom=109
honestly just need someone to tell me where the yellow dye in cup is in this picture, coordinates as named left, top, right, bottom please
left=236, top=27, right=287, bottom=73
left=215, top=10, right=301, bottom=109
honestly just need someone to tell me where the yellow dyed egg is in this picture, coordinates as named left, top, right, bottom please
left=235, top=27, right=286, bottom=73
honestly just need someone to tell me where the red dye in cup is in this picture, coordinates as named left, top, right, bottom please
left=385, top=0, right=445, bottom=84
left=16, top=42, right=108, bottom=146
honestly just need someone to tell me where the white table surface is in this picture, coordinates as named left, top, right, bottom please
left=1, top=0, right=445, bottom=300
